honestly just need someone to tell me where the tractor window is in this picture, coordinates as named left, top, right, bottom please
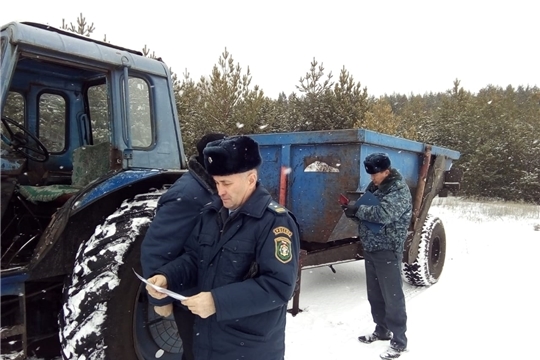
left=126, top=77, right=153, bottom=148
left=1, top=36, right=7, bottom=65
left=87, top=84, right=111, bottom=144
left=2, top=91, right=25, bottom=125
left=39, top=93, right=66, bottom=153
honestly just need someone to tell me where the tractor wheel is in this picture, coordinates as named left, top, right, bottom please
left=402, top=215, right=446, bottom=286
left=59, top=190, right=186, bottom=360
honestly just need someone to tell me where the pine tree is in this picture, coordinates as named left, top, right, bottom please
left=290, top=60, right=369, bottom=132
left=333, top=67, right=369, bottom=129
left=176, top=49, right=269, bottom=155
left=293, top=58, right=335, bottom=131
left=359, top=97, right=401, bottom=135
left=395, top=94, right=431, bottom=141
left=60, top=13, right=95, bottom=36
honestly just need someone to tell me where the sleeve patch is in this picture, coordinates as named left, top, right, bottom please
left=273, top=226, right=293, bottom=237
left=274, top=237, right=293, bottom=263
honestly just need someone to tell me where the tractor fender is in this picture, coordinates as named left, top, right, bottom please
left=27, top=169, right=184, bottom=280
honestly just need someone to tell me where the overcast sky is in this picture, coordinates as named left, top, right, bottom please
left=1, top=0, right=538, bottom=98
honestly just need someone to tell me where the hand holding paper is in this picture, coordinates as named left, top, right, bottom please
left=181, top=292, right=216, bottom=319
left=144, top=274, right=168, bottom=300
left=133, top=269, right=188, bottom=301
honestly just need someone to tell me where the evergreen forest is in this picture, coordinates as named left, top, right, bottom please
left=34, top=15, right=540, bottom=203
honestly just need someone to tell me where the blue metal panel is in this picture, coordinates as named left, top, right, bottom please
left=362, top=131, right=460, bottom=166
left=2, top=22, right=168, bottom=77
left=257, top=145, right=282, bottom=200
left=250, top=129, right=461, bottom=244
left=286, top=143, right=361, bottom=242
left=359, top=144, right=421, bottom=191
left=251, top=129, right=460, bottom=160
left=0, top=272, right=28, bottom=296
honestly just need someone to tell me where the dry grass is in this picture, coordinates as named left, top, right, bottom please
left=431, top=196, right=540, bottom=225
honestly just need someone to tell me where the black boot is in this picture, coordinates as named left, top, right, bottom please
left=358, top=331, right=392, bottom=344
left=379, top=345, right=407, bottom=359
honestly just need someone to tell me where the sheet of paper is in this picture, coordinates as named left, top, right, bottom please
left=133, top=269, right=188, bottom=301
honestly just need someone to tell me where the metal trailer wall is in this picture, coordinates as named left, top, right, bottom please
left=250, top=129, right=460, bottom=244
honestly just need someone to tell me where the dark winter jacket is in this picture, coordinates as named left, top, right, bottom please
left=140, top=156, right=218, bottom=306
left=157, top=183, right=300, bottom=360
left=355, top=168, right=412, bottom=253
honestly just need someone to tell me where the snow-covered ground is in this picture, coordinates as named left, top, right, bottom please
left=285, top=197, right=540, bottom=359
left=16, top=197, right=540, bottom=360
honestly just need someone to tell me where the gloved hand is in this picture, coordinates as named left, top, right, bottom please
left=342, top=204, right=358, bottom=218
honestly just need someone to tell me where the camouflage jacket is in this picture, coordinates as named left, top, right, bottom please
left=355, top=168, right=412, bottom=253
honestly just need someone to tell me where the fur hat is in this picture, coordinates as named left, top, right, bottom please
left=195, top=133, right=227, bottom=164
left=203, top=135, right=262, bottom=176
left=364, top=153, right=391, bottom=174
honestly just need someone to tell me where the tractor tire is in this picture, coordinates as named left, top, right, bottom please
left=402, top=215, right=446, bottom=286
left=59, top=190, right=186, bottom=360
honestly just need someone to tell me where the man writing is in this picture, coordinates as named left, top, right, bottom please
left=146, top=135, right=300, bottom=360
left=342, top=153, right=412, bottom=360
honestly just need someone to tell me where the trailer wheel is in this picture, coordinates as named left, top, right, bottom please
left=59, top=190, right=186, bottom=360
left=402, top=215, right=446, bottom=286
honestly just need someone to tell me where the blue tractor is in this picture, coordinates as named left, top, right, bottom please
left=1, top=22, right=188, bottom=359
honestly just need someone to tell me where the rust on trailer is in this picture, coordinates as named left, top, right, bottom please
left=410, top=146, right=432, bottom=232
left=298, top=151, right=360, bottom=244
left=405, top=155, right=448, bottom=264
left=279, top=166, right=287, bottom=205
left=300, top=239, right=364, bottom=268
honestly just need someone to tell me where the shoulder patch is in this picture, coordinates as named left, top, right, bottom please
left=274, top=237, right=293, bottom=263
left=273, top=226, right=293, bottom=237
left=268, top=200, right=287, bottom=214
left=273, top=225, right=293, bottom=263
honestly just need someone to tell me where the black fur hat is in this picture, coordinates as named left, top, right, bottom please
left=364, top=153, right=391, bottom=174
left=203, top=135, right=262, bottom=176
left=195, top=133, right=227, bottom=164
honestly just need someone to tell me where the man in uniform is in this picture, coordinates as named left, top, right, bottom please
left=146, top=135, right=300, bottom=360
left=141, top=133, right=226, bottom=360
left=342, top=153, right=412, bottom=360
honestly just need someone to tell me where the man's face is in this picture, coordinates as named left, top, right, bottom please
left=214, top=170, right=257, bottom=210
left=370, top=169, right=390, bottom=186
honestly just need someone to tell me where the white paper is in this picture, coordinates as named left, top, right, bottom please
left=133, top=269, right=188, bottom=301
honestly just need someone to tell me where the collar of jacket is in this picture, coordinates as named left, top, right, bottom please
left=207, top=181, right=272, bottom=219
left=188, top=155, right=217, bottom=194
left=368, top=168, right=403, bottom=193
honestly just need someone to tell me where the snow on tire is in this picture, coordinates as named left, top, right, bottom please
left=59, top=190, right=163, bottom=360
left=402, top=215, right=446, bottom=286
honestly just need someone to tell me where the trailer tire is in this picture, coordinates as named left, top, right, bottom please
left=59, top=190, right=185, bottom=360
left=401, top=215, right=446, bottom=286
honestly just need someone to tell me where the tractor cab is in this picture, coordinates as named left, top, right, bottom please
left=1, top=21, right=184, bottom=271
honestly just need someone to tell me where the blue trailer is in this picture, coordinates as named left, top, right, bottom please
left=250, top=129, right=461, bottom=314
